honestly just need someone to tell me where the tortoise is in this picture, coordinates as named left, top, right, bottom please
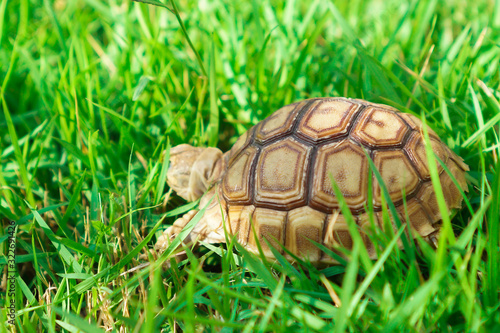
left=156, top=97, right=468, bottom=265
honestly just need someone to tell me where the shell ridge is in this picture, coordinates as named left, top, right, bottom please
left=248, top=145, right=261, bottom=207
left=344, top=103, right=367, bottom=138
left=305, top=144, right=318, bottom=209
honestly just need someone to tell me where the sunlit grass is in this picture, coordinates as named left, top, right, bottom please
left=1, top=0, right=499, bottom=331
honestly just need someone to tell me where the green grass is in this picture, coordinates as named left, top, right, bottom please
left=1, top=0, right=500, bottom=331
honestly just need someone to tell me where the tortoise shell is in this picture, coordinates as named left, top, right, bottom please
left=159, top=97, right=468, bottom=265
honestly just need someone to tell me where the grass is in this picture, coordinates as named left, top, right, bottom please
left=1, top=0, right=500, bottom=331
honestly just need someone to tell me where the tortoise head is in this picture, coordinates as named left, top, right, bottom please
left=167, top=144, right=225, bottom=202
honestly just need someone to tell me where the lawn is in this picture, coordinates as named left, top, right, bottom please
left=1, top=0, right=500, bottom=331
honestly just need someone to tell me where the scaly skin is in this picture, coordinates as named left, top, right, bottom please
left=166, top=144, right=225, bottom=201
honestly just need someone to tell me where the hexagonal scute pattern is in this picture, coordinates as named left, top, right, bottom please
left=351, top=107, right=410, bottom=147
left=285, top=206, right=325, bottom=262
left=397, top=198, right=436, bottom=237
left=223, top=146, right=258, bottom=203
left=255, top=138, right=310, bottom=209
left=255, top=100, right=306, bottom=143
left=405, top=132, right=449, bottom=180
left=310, top=140, right=368, bottom=211
left=323, top=212, right=352, bottom=250
left=297, top=98, right=361, bottom=141
left=228, top=205, right=255, bottom=245
left=193, top=97, right=471, bottom=266
left=373, top=150, right=420, bottom=206
left=247, top=208, right=287, bottom=257
left=323, top=212, right=377, bottom=259
left=226, top=126, right=255, bottom=165
left=440, top=160, right=467, bottom=210
left=397, top=112, right=439, bottom=138
left=416, top=182, right=441, bottom=222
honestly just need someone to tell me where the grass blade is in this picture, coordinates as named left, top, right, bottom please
left=30, top=207, right=83, bottom=273
left=485, top=160, right=500, bottom=307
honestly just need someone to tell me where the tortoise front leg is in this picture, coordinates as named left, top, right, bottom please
left=155, top=209, right=199, bottom=254
left=154, top=185, right=228, bottom=265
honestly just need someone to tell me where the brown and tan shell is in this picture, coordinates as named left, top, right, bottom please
left=158, top=97, right=469, bottom=265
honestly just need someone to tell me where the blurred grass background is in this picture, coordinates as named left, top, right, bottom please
left=1, top=0, right=500, bottom=331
